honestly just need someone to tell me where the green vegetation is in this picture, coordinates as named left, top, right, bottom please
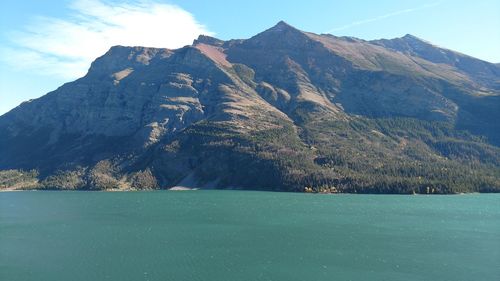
left=87, top=160, right=121, bottom=190
left=0, top=169, right=39, bottom=190
left=294, top=117, right=500, bottom=193
left=130, top=169, right=158, bottom=190
left=157, top=115, right=499, bottom=193
left=41, top=169, right=86, bottom=190
left=2, top=115, right=498, bottom=193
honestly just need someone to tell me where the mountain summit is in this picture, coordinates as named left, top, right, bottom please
left=1, top=22, right=499, bottom=192
left=267, top=20, right=296, bottom=31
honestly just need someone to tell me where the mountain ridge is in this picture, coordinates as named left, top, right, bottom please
left=1, top=22, right=499, bottom=193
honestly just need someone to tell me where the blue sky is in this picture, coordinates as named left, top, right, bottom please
left=1, top=0, right=499, bottom=115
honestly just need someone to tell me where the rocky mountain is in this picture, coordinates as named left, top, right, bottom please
left=1, top=21, right=499, bottom=193
left=371, top=34, right=500, bottom=90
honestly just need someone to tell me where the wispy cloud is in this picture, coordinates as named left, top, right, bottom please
left=1, top=0, right=213, bottom=79
left=326, top=2, right=441, bottom=33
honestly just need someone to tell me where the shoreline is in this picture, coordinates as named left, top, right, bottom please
left=0, top=188, right=489, bottom=195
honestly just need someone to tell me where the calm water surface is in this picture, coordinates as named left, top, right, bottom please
left=1, top=191, right=499, bottom=281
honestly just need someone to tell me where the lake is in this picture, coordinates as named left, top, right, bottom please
left=1, top=191, right=499, bottom=281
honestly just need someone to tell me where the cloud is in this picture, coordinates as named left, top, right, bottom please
left=0, top=0, right=213, bottom=79
left=326, top=2, right=441, bottom=33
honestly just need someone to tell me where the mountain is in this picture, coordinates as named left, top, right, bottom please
left=1, top=21, right=499, bottom=193
left=371, top=34, right=500, bottom=90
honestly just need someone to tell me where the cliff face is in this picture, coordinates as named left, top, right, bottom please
left=1, top=21, right=499, bottom=193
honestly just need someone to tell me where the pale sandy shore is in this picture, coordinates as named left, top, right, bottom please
left=168, top=186, right=199, bottom=191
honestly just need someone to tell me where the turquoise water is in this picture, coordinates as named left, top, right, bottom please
left=1, top=191, right=499, bottom=281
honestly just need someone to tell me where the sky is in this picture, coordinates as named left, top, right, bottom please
left=1, top=0, right=499, bottom=115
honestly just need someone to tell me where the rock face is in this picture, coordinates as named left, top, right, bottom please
left=1, top=21, right=499, bottom=193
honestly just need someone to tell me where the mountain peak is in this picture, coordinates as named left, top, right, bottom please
left=402, top=34, right=418, bottom=39
left=267, top=20, right=297, bottom=32
left=236, top=20, right=309, bottom=49
left=193, top=35, right=224, bottom=47
left=401, top=34, right=431, bottom=44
